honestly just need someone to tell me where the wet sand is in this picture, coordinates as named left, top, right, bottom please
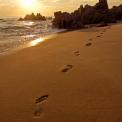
left=0, top=23, right=122, bottom=122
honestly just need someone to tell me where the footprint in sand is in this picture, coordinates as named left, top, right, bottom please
left=85, top=42, right=92, bottom=46
left=33, top=94, right=49, bottom=118
left=61, top=65, right=73, bottom=73
left=35, top=94, right=49, bottom=104
left=74, top=51, right=80, bottom=56
left=100, top=32, right=104, bottom=35
left=96, top=35, right=101, bottom=38
left=34, top=107, right=44, bottom=118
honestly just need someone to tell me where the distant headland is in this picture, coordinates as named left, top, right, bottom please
left=18, top=13, right=46, bottom=21
left=53, top=0, right=122, bottom=29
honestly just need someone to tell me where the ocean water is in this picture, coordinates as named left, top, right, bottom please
left=0, top=17, right=63, bottom=54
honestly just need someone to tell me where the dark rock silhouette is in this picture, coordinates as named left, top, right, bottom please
left=109, top=4, right=122, bottom=21
left=53, top=0, right=122, bottom=29
left=53, top=7, right=85, bottom=29
left=95, top=0, right=108, bottom=10
left=18, top=13, right=46, bottom=21
left=53, top=11, right=84, bottom=29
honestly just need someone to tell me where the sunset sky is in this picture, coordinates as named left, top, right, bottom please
left=0, top=0, right=121, bottom=17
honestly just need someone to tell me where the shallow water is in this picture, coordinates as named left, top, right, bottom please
left=0, top=17, right=64, bottom=54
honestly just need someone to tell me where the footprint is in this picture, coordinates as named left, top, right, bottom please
left=96, top=35, right=101, bottom=37
left=35, top=94, right=49, bottom=104
left=100, top=32, right=103, bottom=34
left=85, top=43, right=92, bottom=46
left=61, top=65, right=73, bottom=73
left=34, top=95, right=48, bottom=119
left=34, top=107, right=44, bottom=118
left=74, top=51, right=80, bottom=56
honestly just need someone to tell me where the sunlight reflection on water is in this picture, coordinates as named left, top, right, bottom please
left=23, top=21, right=34, bottom=26
left=30, top=37, right=44, bottom=46
left=28, top=34, right=57, bottom=47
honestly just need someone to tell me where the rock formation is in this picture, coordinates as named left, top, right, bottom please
left=109, top=4, right=122, bottom=21
left=18, top=13, right=46, bottom=21
left=53, top=0, right=122, bottom=29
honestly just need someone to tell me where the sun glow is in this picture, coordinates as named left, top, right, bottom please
left=19, top=0, right=40, bottom=11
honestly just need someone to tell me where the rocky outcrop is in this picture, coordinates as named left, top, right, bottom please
left=18, top=13, right=46, bottom=21
left=53, top=11, right=84, bottom=29
left=109, top=4, right=122, bottom=21
left=53, top=0, right=122, bottom=29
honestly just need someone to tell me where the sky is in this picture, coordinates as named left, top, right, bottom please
left=0, top=0, right=121, bottom=17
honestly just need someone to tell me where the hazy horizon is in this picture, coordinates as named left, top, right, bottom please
left=0, top=0, right=121, bottom=17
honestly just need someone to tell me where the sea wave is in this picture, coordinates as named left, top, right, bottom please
left=0, top=17, right=65, bottom=54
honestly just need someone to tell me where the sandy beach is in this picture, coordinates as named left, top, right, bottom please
left=0, top=23, right=122, bottom=122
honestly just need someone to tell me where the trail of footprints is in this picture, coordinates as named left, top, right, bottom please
left=33, top=26, right=111, bottom=119
left=61, top=26, right=111, bottom=73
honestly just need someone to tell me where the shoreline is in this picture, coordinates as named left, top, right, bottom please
left=0, top=23, right=109, bottom=56
left=1, top=21, right=121, bottom=57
